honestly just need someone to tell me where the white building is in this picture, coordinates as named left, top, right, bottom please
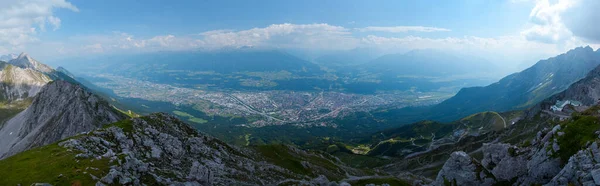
left=551, top=100, right=583, bottom=112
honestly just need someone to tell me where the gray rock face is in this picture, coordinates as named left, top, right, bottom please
left=522, top=140, right=562, bottom=185
left=433, top=126, right=585, bottom=186
left=58, top=113, right=346, bottom=185
left=433, top=151, right=495, bottom=186
left=545, top=142, right=600, bottom=185
left=0, top=81, right=126, bottom=159
left=481, top=143, right=528, bottom=181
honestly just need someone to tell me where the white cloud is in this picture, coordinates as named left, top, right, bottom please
left=23, top=20, right=589, bottom=68
left=47, top=16, right=61, bottom=31
left=521, top=0, right=574, bottom=43
left=64, top=32, right=204, bottom=54
left=357, top=26, right=451, bottom=33
left=199, top=23, right=359, bottom=50
left=83, top=43, right=103, bottom=53
left=521, top=0, right=600, bottom=44
left=561, top=0, right=600, bottom=43
left=55, top=23, right=569, bottom=70
left=361, top=34, right=565, bottom=68
left=362, top=35, right=558, bottom=53
left=0, top=0, right=78, bottom=48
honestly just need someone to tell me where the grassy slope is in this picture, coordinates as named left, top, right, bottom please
left=0, top=117, right=388, bottom=185
left=0, top=119, right=132, bottom=185
left=0, top=143, right=112, bottom=186
left=0, top=99, right=32, bottom=127
left=253, top=144, right=347, bottom=181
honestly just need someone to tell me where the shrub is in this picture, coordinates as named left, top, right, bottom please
left=557, top=115, right=600, bottom=163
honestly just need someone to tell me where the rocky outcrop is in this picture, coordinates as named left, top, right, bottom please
left=433, top=151, right=495, bottom=186
left=434, top=123, right=592, bottom=186
left=57, top=113, right=348, bottom=185
left=0, top=81, right=126, bottom=159
left=546, top=142, right=600, bottom=185
left=480, top=143, right=528, bottom=181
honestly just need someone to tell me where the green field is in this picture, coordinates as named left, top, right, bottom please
left=173, top=110, right=208, bottom=124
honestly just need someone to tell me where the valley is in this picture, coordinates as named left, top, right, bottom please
left=2, top=46, right=600, bottom=185
left=83, top=73, right=453, bottom=127
left=3, top=1, right=600, bottom=185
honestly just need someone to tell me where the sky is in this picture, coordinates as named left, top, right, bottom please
left=1, top=0, right=599, bottom=69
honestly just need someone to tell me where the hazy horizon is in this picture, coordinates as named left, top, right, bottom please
left=2, top=0, right=600, bottom=73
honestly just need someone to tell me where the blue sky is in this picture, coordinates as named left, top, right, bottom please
left=51, top=0, right=531, bottom=38
left=1, top=0, right=599, bottom=67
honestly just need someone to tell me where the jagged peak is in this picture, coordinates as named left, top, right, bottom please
left=17, top=52, right=29, bottom=59
left=8, top=52, right=54, bottom=73
left=566, top=45, right=594, bottom=55
left=0, top=79, right=126, bottom=159
left=0, top=53, right=18, bottom=62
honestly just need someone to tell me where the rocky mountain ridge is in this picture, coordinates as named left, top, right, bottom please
left=8, top=53, right=54, bottom=73
left=0, top=54, right=18, bottom=62
left=0, top=81, right=126, bottom=159
left=431, top=62, right=600, bottom=185
left=0, top=113, right=400, bottom=185
left=433, top=119, right=600, bottom=185
left=426, top=46, right=600, bottom=122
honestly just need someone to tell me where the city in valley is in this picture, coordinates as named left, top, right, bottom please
left=90, top=74, right=453, bottom=127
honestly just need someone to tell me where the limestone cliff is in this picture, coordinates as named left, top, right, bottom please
left=0, top=81, right=126, bottom=159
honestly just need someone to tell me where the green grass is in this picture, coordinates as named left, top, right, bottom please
left=112, top=106, right=139, bottom=118
left=103, top=118, right=134, bottom=133
left=333, top=152, right=392, bottom=169
left=254, top=144, right=344, bottom=180
left=173, top=110, right=208, bottom=124
left=0, top=107, right=23, bottom=126
left=0, top=99, right=32, bottom=127
left=459, top=111, right=506, bottom=132
left=366, top=140, right=415, bottom=157
left=557, top=115, right=600, bottom=163
left=255, top=145, right=311, bottom=176
left=0, top=143, right=111, bottom=186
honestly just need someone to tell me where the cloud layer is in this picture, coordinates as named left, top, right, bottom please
left=357, top=26, right=451, bottom=33
left=0, top=0, right=78, bottom=53
left=2, top=0, right=598, bottom=66
left=522, top=0, right=600, bottom=44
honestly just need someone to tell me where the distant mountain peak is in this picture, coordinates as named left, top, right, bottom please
left=567, top=45, right=595, bottom=54
left=0, top=53, right=18, bottom=62
left=17, top=52, right=29, bottom=59
left=427, top=46, right=600, bottom=122
left=0, top=60, right=52, bottom=101
left=8, top=52, right=53, bottom=73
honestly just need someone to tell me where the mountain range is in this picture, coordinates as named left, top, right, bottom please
left=429, top=56, right=600, bottom=185
left=365, top=49, right=495, bottom=77
left=376, top=46, right=600, bottom=124
left=4, top=46, right=600, bottom=185
left=313, top=48, right=382, bottom=67
left=54, top=48, right=496, bottom=94
left=0, top=52, right=411, bottom=185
